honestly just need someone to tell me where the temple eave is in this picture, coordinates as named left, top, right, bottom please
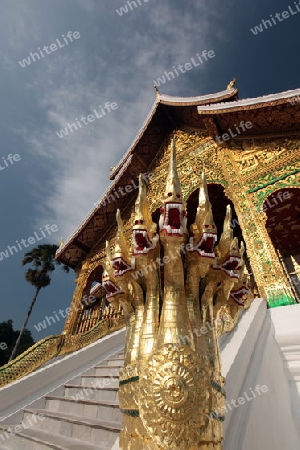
left=197, top=87, right=300, bottom=113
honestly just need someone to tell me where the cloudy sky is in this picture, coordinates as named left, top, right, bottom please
left=0, top=0, right=299, bottom=341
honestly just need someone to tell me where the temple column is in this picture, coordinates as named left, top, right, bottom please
left=62, top=265, right=90, bottom=334
left=220, top=147, right=296, bottom=307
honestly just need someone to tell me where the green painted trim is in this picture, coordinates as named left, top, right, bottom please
left=247, top=169, right=300, bottom=193
left=120, top=409, right=140, bottom=417
left=267, top=291, right=297, bottom=308
left=119, top=376, right=139, bottom=386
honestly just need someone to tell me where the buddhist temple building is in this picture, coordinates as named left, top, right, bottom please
left=56, top=84, right=300, bottom=336
left=1, top=84, right=300, bottom=450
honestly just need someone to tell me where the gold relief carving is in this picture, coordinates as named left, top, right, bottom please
left=254, top=172, right=300, bottom=210
left=139, top=344, right=211, bottom=449
left=147, top=128, right=226, bottom=211
left=219, top=145, right=296, bottom=303
left=66, top=132, right=298, bottom=335
left=203, top=117, right=219, bottom=137
left=229, top=137, right=300, bottom=182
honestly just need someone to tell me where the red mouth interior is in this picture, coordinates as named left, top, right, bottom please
left=231, top=287, right=249, bottom=305
left=199, top=236, right=215, bottom=253
left=233, top=287, right=248, bottom=298
left=113, top=260, right=129, bottom=272
left=167, top=208, right=181, bottom=229
left=222, top=259, right=240, bottom=271
left=134, top=231, right=151, bottom=251
left=103, top=281, right=118, bottom=294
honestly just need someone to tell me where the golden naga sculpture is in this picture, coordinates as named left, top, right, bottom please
left=102, top=140, right=254, bottom=449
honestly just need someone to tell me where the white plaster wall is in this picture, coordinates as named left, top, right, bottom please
left=222, top=299, right=300, bottom=450
left=269, top=304, right=300, bottom=435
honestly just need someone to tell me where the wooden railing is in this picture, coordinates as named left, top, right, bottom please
left=0, top=314, right=125, bottom=388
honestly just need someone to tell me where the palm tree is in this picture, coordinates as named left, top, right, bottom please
left=9, top=244, right=69, bottom=362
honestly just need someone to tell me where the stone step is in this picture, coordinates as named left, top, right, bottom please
left=64, top=385, right=119, bottom=403
left=0, top=425, right=109, bottom=449
left=80, top=376, right=119, bottom=389
left=91, top=366, right=121, bottom=377
left=107, top=353, right=123, bottom=359
left=105, top=359, right=124, bottom=368
left=22, top=409, right=121, bottom=448
left=45, top=396, right=121, bottom=422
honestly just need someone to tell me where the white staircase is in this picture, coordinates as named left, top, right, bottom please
left=0, top=352, right=123, bottom=449
left=0, top=300, right=299, bottom=450
left=0, top=352, right=124, bottom=449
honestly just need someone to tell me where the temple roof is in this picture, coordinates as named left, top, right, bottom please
left=197, top=88, right=300, bottom=113
left=109, top=88, right=238, bottom=180
left=55, top=86, right=300, bottom=269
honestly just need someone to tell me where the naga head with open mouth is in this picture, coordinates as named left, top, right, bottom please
left=219, top=238, right=244, bottom=279
left=159, top=139, right=187, bottom=239
left=189, top=172, right=217, bottom=264
left=213, top=205, right=244, bottom=278
left=221, top=237, right=245, bottom=280
left=132, top=174, right=159, bottom=257
left=230, top=285, right=249, bottom=306
left=102, top=240, right=124, bottom=300
left=230, top=264, right=253, bottom=306
left=112, top=209, right=135, bottom=278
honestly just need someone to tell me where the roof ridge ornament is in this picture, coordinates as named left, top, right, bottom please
left=153, top=83, right=160, bottom=98
left=227, top=77, right=236, bottom=90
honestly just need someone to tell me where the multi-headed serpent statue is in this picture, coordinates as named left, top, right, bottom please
left=102, top=140, right=254, bottom=450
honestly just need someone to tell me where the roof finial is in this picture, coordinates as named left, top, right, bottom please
left=153, top=83, right=160, bottom=97
left=227, top=78, right=236, bottom=90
